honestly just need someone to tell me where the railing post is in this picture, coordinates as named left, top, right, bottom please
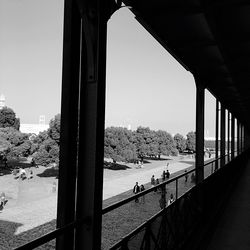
left=74, top=1, right=112, bottom=249
left=176, top=179, right=178, bottom=199
left=227, top=111, right=230, bottom=162
left=195, top=82, right=205, bottom=183
left=160, top=184, right=166, bottom=209
left=215, top=100, right=219, bottom=171
left=237, top=120, right=240, bottom=155
left=220, top=105, right=226, bottom=167
left=241, top=124, right=244, bottom=152
left=231, top=114, right=235, bottom=159
left=56, top=1, right=81, bottom=249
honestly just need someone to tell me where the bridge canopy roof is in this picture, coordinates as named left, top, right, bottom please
left=124, top=0, right=250, bottom=129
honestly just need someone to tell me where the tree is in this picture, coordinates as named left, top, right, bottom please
left=0, top=107, right=20, bottom=130
left=156, top=130, right=176, bottom=157
left=134, top=127, right=153, bottom=160
left=48, top=114, right=60, bottom=144
left=8, top=140, right=31, bottom=158
left=30, top=114, right=61, bottom=166
left=174, top=133, right=186, bottom=153
left=0, top=127, right=27, bottom=146
left=104, top=127, right=137, bottom=162
left=186, top=131, right=196, bottom=152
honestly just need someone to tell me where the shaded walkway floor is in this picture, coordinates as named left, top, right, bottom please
left=206, top=160, right=250, bottom=250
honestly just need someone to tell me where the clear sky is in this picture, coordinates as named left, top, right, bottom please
left=0, top=0, right=64, bottom=124
left=0, top=2, right=216, bottom=137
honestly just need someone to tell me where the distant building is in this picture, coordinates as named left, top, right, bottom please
left=0, top=94, right=6, bottom=109
left=20, top=115, right=49, bottom=135
left=20, top=123, right=49, bottom=135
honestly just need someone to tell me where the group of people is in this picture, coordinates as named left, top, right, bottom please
left=13, top=167, right=33, bottom=180
left=151, top=169, right=171, bottom=189
left=133, top=182, right=145, bottom=203
left=0, top=192, right=7, bottom=211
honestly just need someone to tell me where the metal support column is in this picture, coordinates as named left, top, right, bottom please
left=237, top=120, right=240, bottom=155
left=215, top=100, right=219, bottom=171
left=241, top=125, right=244, bottom=152
left=56, top=1, right=82, bottom=249
left=74, top=1, right=117, bottom=249
left=227, top=111, right=230, bottom=162
left=231, top=115, right=235, bottom=159
left=195, top=84, right=205, bottom=184
left=220, top=105, right=226, bottom=167
left=239, top=123, right=241, bottom=153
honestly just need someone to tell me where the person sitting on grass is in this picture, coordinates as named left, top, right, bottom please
left=28, top=169, right=33, bottom=179
left=19, top=168, right=27, bottom=180
left=0, top=192, right=7, bottom=210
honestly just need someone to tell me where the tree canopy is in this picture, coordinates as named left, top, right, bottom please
left=186, top=131, right=196, bottom=152
left=104, top=126, right=180, bottom=162
left=0, top=107, right=20, bottom=130
left=32, top=114, right=60, bottom=166
left=174, top=133, right=186, bottom=153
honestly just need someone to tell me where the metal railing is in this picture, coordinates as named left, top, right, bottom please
left=102, top=151, right=238, bottom=249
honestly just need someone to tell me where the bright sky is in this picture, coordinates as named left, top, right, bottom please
left=0, top=0, right=64, bottom=124
left=0, top=2, right=216, bottom=137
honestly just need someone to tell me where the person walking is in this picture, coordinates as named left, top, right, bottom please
left=133, top=182, right=140, bottom=203
left=166, top=170, right=170, bottom=179
left=184, top=170, right=188, bottom=182
left=162, top=170, right=166, bottom=182
left=167, top=193, right=174, bottom=206
left=151, top=175, right=155, bottom=188
left=140, top=184, right=145, bottom=203
left=156, top=178, right=160, bottom=192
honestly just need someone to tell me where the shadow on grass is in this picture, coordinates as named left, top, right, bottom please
left=0, top=159, right=33, bottom=176
left=143, top=157, right=172, bottom=162
left=37, top=167, right=58, bottom=178
left=0, top=219, right=56, bottom=249
left=104, top=162, right=131, bottom=170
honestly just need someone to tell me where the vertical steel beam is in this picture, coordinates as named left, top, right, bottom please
left=231, top=115, right=235, bottom=159
left=195, top=84, right=205, bottom=184
left=227, top=111, right=230, bottom=162
left=56, top=1, right=81, bottom=249
left=220, top=105, right=226, bottom=167
left=74, top=1, right=109, bottom=249
left=215, top=100, right=219, bottom=170
left=241, top=124, right=244, bottom=152
left=237, top=120, right=240, bottom=155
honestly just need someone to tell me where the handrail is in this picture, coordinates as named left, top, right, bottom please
left=108, top=150, right=239, bottom=249
left=109, top=189, right=191, bottom=250
left=14, top=218, right=86, bottom=250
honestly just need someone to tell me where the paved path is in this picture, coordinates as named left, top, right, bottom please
left=103, top=159, right=194, bottom=200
